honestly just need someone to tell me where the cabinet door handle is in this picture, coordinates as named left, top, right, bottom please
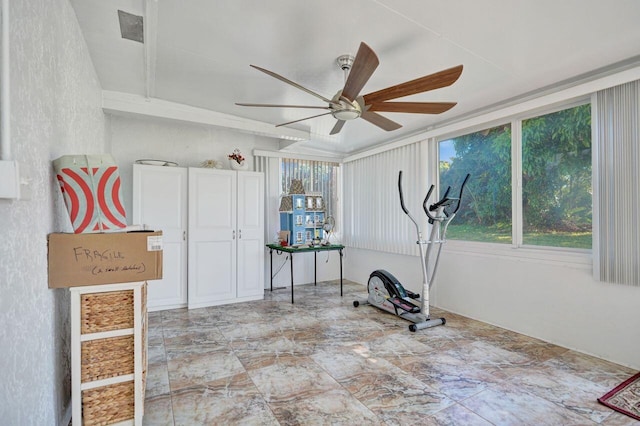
left=232, top=230, right=236, bottom=239
left=239, top=229, right=242, bottom=239
left=183, top=230, right=186, bottom=241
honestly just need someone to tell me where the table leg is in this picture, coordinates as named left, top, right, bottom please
left=314, top=251, right=317, bottom=286
left=339, top=249, right=343, bottom=296
left=270, top=248, right=273, bottom=292
left=290, top=252, right=294, bottom=304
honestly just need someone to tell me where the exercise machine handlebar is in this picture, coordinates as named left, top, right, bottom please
left=398, top=171, right=422, bottom=233
left=399, top=171, right=470, bottom=223
left=398, top=170, right=409, bottom=215
left=447, top=173, right=470, bottom=216
left=424, top=186, right=451, bottom=222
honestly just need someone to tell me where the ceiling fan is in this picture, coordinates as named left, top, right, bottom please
left=236, top=42, right=463, bottom=135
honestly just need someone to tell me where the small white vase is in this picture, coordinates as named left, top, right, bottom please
left=229, top=160, right=248, bottom=171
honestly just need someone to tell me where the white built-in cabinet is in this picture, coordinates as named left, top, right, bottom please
left=188, top=168, right=264, bottom=308
left=133, top=164, right=188, bottom=311
left=133, top=165, right=264, bottom=311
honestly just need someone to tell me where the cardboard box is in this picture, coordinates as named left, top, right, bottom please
left=53, top=155, right=127, bottom=234
left=48, top=231, right=163, bottom=288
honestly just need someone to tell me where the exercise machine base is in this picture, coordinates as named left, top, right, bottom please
left=353, top=269, right=446, bottom=332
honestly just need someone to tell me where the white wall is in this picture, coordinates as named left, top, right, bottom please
left=0, top=0, right=108, bottom=424
left=436, top=251, right=640, bottom=370
left=344, top=247, right=640, bottom=370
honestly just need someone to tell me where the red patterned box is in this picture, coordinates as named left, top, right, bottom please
left=53, top=155, right=127, bottom=233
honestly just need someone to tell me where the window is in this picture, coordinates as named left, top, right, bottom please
left=439, top=103, right=592, bottom=249
left=280, top=158, right=340, bottom=220
left=439, top=124, right=512, bottom=244
left=522, top=105, right=592, bottom=248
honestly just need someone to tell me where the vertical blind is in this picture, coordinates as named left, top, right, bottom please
left=594, top=80, right=640, bottom=285
left=255, top=155, right=284, bottom=246
left=343, top=141, right=426, bottom=255
left=255, top=155, right=273, bottom=230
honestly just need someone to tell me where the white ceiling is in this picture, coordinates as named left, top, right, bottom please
left=70, top=0, right=640, bottom=156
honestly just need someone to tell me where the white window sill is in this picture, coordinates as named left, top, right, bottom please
left=443, top=239, right=592, bottom=269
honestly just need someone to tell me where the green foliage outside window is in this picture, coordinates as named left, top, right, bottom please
left=439, top=104, right=592, bottom=249
left=522, top=105, right=592, bottom=247
left=440, top=124, right=513, bottom=243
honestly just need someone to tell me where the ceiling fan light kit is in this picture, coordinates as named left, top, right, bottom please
left=331, top=97, right=361, bottom=121
left=236, top=42, right=463, bottom=135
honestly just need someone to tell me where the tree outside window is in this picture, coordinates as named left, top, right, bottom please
left=440, top=124, right=512, bottom=244
left=439, top=103, right=592, bottom=249
left=522, top=105, right=592, bottom=248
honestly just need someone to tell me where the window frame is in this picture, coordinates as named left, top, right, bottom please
left=434, top=98, right=592, bottom=268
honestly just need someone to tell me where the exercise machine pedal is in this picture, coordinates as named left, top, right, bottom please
left=405, top=290, right=420, bottom=299
left=388, top=297, right=421, bottom=313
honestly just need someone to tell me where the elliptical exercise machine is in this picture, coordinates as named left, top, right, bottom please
left=354, top=171, right=469, bottom=332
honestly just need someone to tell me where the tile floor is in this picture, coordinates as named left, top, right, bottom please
left=143, top=280, right=639, bottom=425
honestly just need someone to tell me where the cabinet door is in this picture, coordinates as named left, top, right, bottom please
left=236, top=172, right=264, bottom=298
left=133, top=165, right=188, bottom=310
left=188, top=168, right=236, bottom=308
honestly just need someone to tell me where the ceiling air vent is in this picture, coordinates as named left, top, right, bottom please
left=118, top=10, right=143, bottom=43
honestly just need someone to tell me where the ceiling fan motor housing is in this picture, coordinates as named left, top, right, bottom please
left=331, top=91, right=362, bottom=120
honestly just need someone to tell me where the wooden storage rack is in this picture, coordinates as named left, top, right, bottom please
left=70, top=281, right=147, bottom=425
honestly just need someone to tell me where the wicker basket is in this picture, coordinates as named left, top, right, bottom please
left=82, top=380, right=135, bottom=425
left=81, top=335, right=134, bottom=382
left=81, top=290, right=134, bottom=334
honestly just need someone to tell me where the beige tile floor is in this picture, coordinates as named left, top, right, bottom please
left=143, top=280, right=639, bottom=425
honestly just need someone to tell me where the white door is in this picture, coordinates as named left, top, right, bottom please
left=132, top=164, right=188, bottom=311
left=188, top=168, right=236, bottom=308
left=236, top=172, right=264, bottom=298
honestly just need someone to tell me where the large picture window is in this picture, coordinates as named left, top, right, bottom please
left=522, top=105, right=592, bottom=248
left=439, top=124, right=512, bottom=244
left=439, top=103, right=592, bottom=249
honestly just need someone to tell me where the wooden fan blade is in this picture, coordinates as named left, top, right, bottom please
left=330, top=120, right=346, bottom=135
left=367, top=101, right=457, bottom=114
left=361, top=111, right=402, bottom=132
left=363, top=65, right=463, bottom=104
left=341, top=42, right=379, bottom=102
left=275, top=111, right=333, bottom=128
left=236, top=103, right=330, bottom=110
left=250, top=64, right=335, bottom=104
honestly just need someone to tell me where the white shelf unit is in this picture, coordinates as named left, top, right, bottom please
left=70, top=281, right=147, bottom=426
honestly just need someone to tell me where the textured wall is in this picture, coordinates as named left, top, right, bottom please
left=0, top=0, right=107, bottom=424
